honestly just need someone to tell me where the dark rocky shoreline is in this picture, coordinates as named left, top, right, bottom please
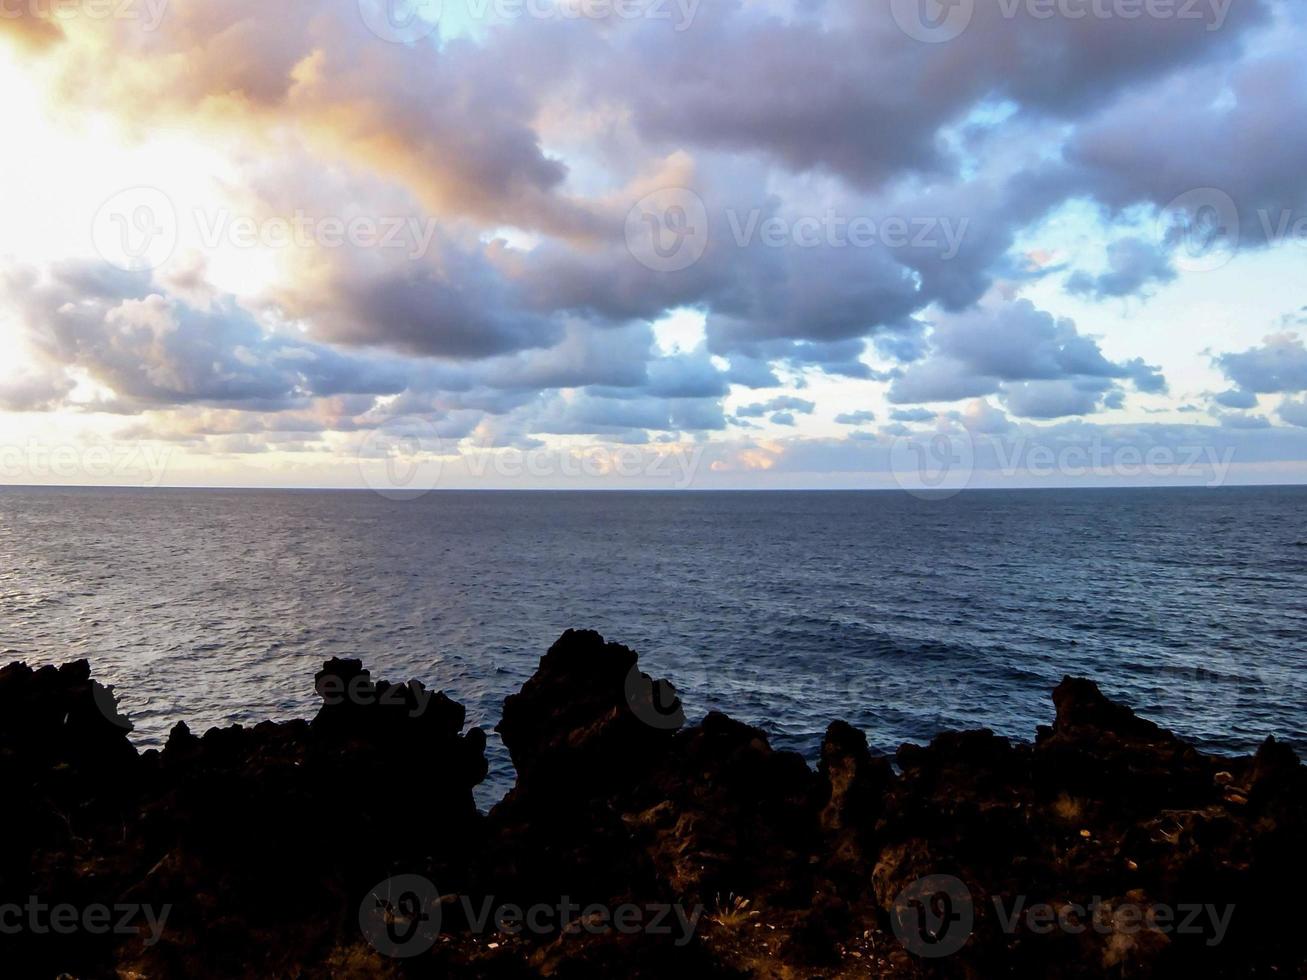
left=2, top=629, right=1303, bottom=978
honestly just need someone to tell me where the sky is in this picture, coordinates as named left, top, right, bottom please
left=2, top=0, right=1307, bottom=491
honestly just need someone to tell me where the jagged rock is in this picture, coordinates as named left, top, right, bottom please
left=1, top=654, right=488, bottom=979
left=484, top=630, right=683, bottom=912
left=625, top=710, right=823, bottom=907
left=1033, top=676, right=1217, bottom=817
left=2, top=637, right=1304, bottom=978
left=497, top=629, right=682, bottom=796
left=0, top=659, right=138, bottom=773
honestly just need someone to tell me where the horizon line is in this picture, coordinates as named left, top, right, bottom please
left=4, top=482, right=1307, bottom=493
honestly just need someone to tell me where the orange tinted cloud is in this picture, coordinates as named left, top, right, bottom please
left=13, top=1, right=604, bottom=238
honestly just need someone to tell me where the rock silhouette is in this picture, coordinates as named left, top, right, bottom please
left=1, top=630, right=1303, bottom=977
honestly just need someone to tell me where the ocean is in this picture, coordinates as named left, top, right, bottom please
left=2, top=485, right=1305, bottom=804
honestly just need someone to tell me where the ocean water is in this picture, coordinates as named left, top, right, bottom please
left=2, top=485, right=1305, bottom=804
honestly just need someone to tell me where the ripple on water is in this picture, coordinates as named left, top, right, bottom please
left=1, top=485, right=1305, bottom=802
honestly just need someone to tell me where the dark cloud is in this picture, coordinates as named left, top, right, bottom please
left=890, top=357, right=1001, bottom=404
left=1060, top=47, right=1307, bottom=249
left=603, top=0, right=1268, bottom=189
left=872, top=321, right=929, bottom=363
left=1, top=262, right=739, bottom=445
left=470, top=322, right=653, bottom=392
left=718, top=338, right=884, bottom=380
left=888, top=300, right=1165, bottom=417
left=1122, top=358, right=1168, bottom=394
left=725, top=357, right=782, bottom=389
left=923, top=300, right=1127, bottom=380
left=1002, top=378, right=1118, bottom=420
left=834, top=410, right=876, bottom=425
left=1065, top=237, right=1176, bottom=300
left=4, top=263, right=408, bottom=412
left=281, top=247, right=565, bottom=360
left=1215, top=333, right=1307, bottom=394
left=1280, top=399, right=1307, bottom=428
left=642, top=353, right=732, bottom=399
left=889, top=408, right=935, bottom=423
left=1213, top=388, right=1259, bottom=410
left=520, top=177, right=931, bottom=360
left=0, top=370, right=76, bottom=412
left=7, top=0, right=1305, bottom=471
left=737, top=396, right=816, bottom=418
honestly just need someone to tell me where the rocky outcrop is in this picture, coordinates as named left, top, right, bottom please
left=2, top=632, right=1303, bottom=978
left=1, top=657, right=487, bottom=979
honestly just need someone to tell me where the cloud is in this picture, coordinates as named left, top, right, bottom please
left=1279, top=399, right=1307, bottom=428
left=921, top=300, right=1130, bottom=380
left=2, top=263, right=409, bottom=412
left=725, top=356, right=782, bottom=389
left=4, top=0, right=1306, bottom=483
left=605, top=0, right=1268, bottom=189
left=958, top=398, right=1011, bottom=434
left=1215, top=333, right=1307, bottom=394
left=29, top=0, right=599, bottom=238
left=531, top=391, right=726, bottom=435
left=1219, top=412, right=1271, bottom=430
left=0, top=260, right=741, bottom=447
left=1059, top=45, right=1307, bottom=251
left=889, top=408, right=935, bottom=423
left=888, top=299, right=1165, bottom=417
left=1065, top=237, right=1176, bottom=300
left=737, top=395, right=816, bottom=419
left=1213, top=388, right=1259, bottom=410
left=0, top=2, right=65, bottom=48
left=288, top=259, right=564, bottom=359
left=720, top=418, right=1307, bottom=487
left=0, top=369, right=76, bottom=412
left=8, top=0, right=1273, bottom=382
left=889, top=357, right=999, bottom=404
left=1002, top=379, right=1118, bottom=420
left=834, top=410, right=876, bottom=425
